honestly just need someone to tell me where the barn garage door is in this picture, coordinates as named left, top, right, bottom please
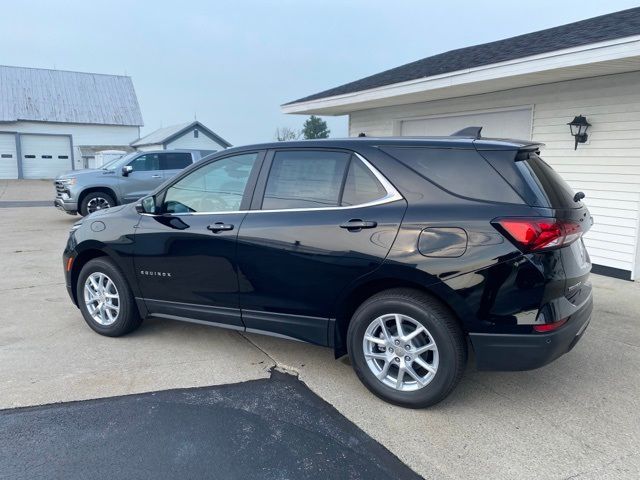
left=400, top=107, right=532, bottom=140
left=21, top=135, right=72, bottom=179
left=0, top=133, right=18, bottom=179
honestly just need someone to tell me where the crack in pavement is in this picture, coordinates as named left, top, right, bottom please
left=238, top=331, right=290, bottom=374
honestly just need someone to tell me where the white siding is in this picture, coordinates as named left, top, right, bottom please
left=166, top=131, right=224, bottom=151
left=349, top=71, right=640, bottom=278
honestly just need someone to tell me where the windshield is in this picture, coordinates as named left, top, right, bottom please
left=102, top=152, right=138, bottom=170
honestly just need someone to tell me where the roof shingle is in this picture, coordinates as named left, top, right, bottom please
left=286, top=7, right=640, bottom=105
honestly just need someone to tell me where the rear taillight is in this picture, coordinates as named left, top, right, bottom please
left=533, top=318, right=567, bottom=333
left=493, top=217, right=583, bottom=252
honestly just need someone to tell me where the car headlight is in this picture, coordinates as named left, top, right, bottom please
left=59, top=177, right=77, bottom=186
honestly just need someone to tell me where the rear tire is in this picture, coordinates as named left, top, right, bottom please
left=79, top=191, right=115, bottom=216
left=77, top=258, right=142, bottom=337
left=347, top=288, right=466, bottom=408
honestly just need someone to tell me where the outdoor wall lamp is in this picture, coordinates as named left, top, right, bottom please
left=567, top=115, right=591, bottom=150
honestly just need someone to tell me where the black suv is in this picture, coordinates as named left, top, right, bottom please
left=63, top=134, right=593, bottom=407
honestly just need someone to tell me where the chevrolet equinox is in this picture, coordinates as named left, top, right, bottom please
left=63, top=132, right=593, bottom=407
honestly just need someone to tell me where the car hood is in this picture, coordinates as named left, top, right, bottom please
left=56, top=169, right=117, bottom=180
left=84, top=203, right=131, bottom=219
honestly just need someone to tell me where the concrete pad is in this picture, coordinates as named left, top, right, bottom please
left=0, top=206, right=272, bottom=409
left=0, top=179, right=53, bottom=201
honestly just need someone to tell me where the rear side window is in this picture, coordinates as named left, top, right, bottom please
left=129, top=154, right=160, bottom=172
left=341, top=157, right=387, bottom=206
left=516, top=153, right=579, bottom=209
left=161, top=152, right=192, bottom=170
left=263, top=151, right=350, bottom=209
left=380, top=146, right=522, bottom=204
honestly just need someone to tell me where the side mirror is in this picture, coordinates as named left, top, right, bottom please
left=136, top=195, right=157, bottom=214
left=122, top=165, right=133, bottom=177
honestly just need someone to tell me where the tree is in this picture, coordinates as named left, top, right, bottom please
left=274, top=126, right=301, bottom=141
left=302, top=115, right=330, bottom=139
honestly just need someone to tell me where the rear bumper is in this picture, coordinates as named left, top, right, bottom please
left=54, top=198, right=77, bottom=215
left=470, top=295, right=592, bottom=371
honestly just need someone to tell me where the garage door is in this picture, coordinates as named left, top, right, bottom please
left=400, top=107, right=532, bottom=140
left=0, top=133, right=18, bottom=179
left=21, top=135, right=73, bottom=179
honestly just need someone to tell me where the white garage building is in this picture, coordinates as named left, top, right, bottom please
left=0, top=65, right=143, bottom=179
left=131, top=121, right=231, bottom=153
left=283, top=8, right=640, bottom=280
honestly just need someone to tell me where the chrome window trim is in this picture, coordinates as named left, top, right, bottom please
left=143, top=152, right=404, bottom=217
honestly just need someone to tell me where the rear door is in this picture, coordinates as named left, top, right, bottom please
left=236, top=149, right=407, bottom=345
left=160, top=151, right=194, bottom=181
left=121, top=153, right=164, bottom=202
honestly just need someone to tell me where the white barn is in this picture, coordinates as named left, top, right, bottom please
left=0, top=65, right=143, bottom=179
left=131, top=121, right=231, bottom=153
left=283, top=8, right=640, bottom=281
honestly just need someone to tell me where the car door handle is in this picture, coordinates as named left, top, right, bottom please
left=207, top=222, right=234, bottom=233
left=339, top=219, right=378, bottom=231
left=151, top=174, right=162, bottom=178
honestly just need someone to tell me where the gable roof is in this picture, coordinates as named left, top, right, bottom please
left=131, top=121, right=232, bottom=148
left=285, top=7, right=640, bottom=106
left=0, top=65, right=143, bottom=126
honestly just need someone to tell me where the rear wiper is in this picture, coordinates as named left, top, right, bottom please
left=573, top=191, right=585, bottom=202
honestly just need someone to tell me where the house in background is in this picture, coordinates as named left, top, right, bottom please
left=283, top=7, right=640, bottom=281
left=0, top=65, right=143, bottom=178
left=131, top=121, right=231, bottom=153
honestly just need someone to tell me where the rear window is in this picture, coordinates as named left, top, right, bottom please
left=161, top=152, right=192, bottom=170
left=380, top=146, right=522, bottom=204
left=515, top=153, right=579, bottom=209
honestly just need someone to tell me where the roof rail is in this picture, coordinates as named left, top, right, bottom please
left=450, top=126, right=482, bottom=139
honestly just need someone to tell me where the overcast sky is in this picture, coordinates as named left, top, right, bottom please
left=1, top=0, right=638, bottom=145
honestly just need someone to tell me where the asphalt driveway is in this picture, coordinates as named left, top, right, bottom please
left=1, top=180, right=639, bottom=479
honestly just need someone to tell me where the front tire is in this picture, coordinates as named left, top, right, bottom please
left=79, top=191, right=115, bottom=216
left=347, top=288, right=466, bottom=408
left=77, top=258, right=142, bottom=337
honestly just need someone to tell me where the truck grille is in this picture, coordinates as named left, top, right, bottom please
left=54, top=181, right=67, bottom=197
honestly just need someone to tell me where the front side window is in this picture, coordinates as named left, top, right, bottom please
left=163, top=153, right=257, bottom=213
left=129, top=154, right=160, bottom=172
left=262, top=151, right=351, bottom=210
left=161, top=152, right=192, bottom=170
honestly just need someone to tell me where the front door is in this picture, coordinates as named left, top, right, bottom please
left=134, top=151, right=263, bottom=327
left=236, top=149, right=407, bottom=344
left=121, top=153, right=164, bottom=202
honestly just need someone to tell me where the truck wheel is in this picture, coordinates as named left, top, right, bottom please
left=347, top=288, right=466, bottom=408
left=77, top=258, right=142, bottom=337
left=80, top=192, right=115, bottom=216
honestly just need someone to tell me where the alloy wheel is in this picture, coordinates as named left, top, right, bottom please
left=87, top=197, right=111, bottom=213
left=362, top=313, right=439, bottom=392
left=84, top=272, right=120, bottom=326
